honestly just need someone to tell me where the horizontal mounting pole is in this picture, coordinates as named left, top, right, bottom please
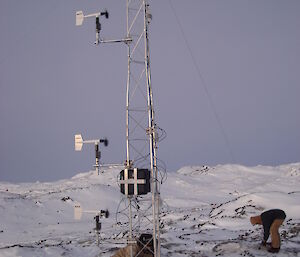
left=100, top=163, right=124, bottom=167
left=100, top=37, right=132, bottom=44
left=83, top=140, right=100, bottom=144
left=84, top=12, right=101, bottom=18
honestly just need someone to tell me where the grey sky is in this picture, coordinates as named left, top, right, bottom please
left=1, top=0, right=299, bottom=182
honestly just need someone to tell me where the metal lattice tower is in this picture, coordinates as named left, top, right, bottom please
left=76, top=1, right=161, bottom=256
left=125, top=1, right=160, bottom=256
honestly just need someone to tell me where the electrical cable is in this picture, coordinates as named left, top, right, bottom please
left=167, top=0, right=236, bottom=164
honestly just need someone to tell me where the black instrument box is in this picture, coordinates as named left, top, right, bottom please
left=120, top=168, right=150, bottom=196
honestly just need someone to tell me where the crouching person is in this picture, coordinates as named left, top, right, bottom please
left=250, top=209, right=286, bottom=253
left=112, top=243, right=140, bottom=257
left=112, top=234, right=154, bottom=257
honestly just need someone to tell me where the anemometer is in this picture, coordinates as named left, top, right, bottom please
left=76, top=10, right=132, bottom=45
left=74, top=134, right=108, bottom=175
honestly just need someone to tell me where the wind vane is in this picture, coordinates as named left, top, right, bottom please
left=74, top=134, right=108, bottom=175
left=76, top=10, right=131, bottom=45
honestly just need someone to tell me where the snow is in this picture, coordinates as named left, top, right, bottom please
left=0, top=164, right=299, bottom=256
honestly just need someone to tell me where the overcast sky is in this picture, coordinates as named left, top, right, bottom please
left=1, top=0, right=299, bottom=182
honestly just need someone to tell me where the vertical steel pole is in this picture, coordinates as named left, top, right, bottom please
left=143, top=1, right=160, bottom=256
left=126, top=0, right=131, bottom=168
left=129, top=197, right=133, bottom=257
left=127, top=3, right=133, bottom=257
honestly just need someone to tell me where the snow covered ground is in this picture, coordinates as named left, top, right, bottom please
left=0, top=163, right=299, bottom=257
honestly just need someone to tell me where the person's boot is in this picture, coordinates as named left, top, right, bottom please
left=268, top=247, right=280, bottom=253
